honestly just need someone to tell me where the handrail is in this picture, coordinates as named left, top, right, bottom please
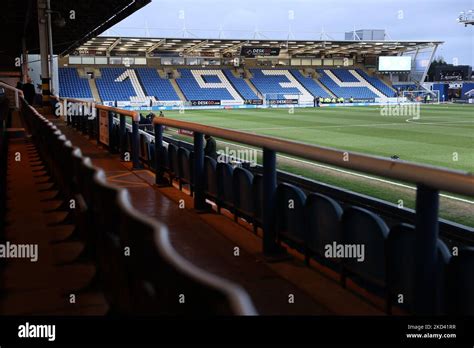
left=0, top=82, right=23, bottom=95
left=152, top=117, right=474, bottom=197
left=0, top=82, right=24, bottom=109
left=52, top=95, right=139, bottom=121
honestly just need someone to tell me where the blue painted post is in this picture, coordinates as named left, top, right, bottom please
left=107, top=111, right=115, bottom=153
left=95, top=108, right=100, bottom=145
left=71, top=103, right=77, bottom=128
left=81, top=104, right=86, bottom=133
left=131, top=120, right=141, bottom=169
left=119, top=114, right=126, bottom=160
left=154, top=123, right=168, bottom=186
left=262, top=148, right=280, bottom=256
left=193, top=131, right=207, bottom=211
left=413, top=184, right=440, bottom=315
left=65, top=100, right=71, bottom=126
left=79, top=105, right=83, bottom=130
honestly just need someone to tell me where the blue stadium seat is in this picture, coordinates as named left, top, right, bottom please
left=275, top=183, right=307, bottom=251
left=290, top=70, right=331, bottom=98
left=176, top=69, right=238, bottom=101
left=96, top=68, right=137, bottom=102
left=317, top=69, right=379, bottom=99
left=250, top=69, right=301, bottom=98
left=223, top=70, right=259, bottom=100
left=177, top=147, right=193, bottom=193
left=232, top=167, right=254, bottom=222
left=331, top=69, right=360, bottom=83
left=216, top=162, right=233, bottom=214
left=148, top=141, right=157, bottom=170
left=167, top=143, right=179, bottom=182
left=356, top=69, right=396, bottom=97
left=304, top=193, right=343, bottom=266
left=58, top=68, right=93, bottom=99
left=386, top=224, right=451, bottom=314
left=204, top=156, right=218, bottom=201
left=92, top=170, right=132, bottom=313
left=135, top=68, right=180, bottom=101
left=445, top=246, right=474, bottom=315
left=252, top=174, right=263, bottom=234
left=341, top=206, right=389, bottom=290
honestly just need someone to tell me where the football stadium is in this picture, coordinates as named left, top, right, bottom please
left=0, top=0, right=473, bottom=345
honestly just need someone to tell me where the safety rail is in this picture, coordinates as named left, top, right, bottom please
left=0, top=82, right=23, bottom=110
left=0, top=83, right=24, bottom=234
left=51, top=96, right=142, bottom=168
left=150, top=116, right=474, bottom=316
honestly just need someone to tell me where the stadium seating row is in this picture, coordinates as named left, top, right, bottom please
left=21, top=100, right=256, bottom=315
left=356, top=69, right=396, bottom=97
left=176, top=69, right=243, bottom=102
left=135, top=133, right=473, bottom=315
left=58, top=67, right=93, bottom=99
left=223, top=69, right=259, bottom=100
left=135, top=68, right=180, bottom=101
left=95, top=68, right=137, bottom=102
left=58, top=67, right=397, bottom=103
left=317, top=69, right=380, bottom=99
left=290, top=69, right=332, bottom=99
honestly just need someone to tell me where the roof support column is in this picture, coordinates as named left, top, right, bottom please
left=46, top=0, right=54, bottom=95
left=21, top=38, right=28, bottom=84
left=37, top=0, right=51, bottom=106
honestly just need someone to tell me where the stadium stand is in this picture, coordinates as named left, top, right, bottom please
left=331, top=69, right=361, bottom=83
left=223, top=69, right=260, bottom=100
left=290, top=69, right=332, bottom=98
left=58, top=66, right=399, bottom=103
left=317, top=69, right=381, bottom=99
left=135, top=68, right=180, bottom=101
left=95, top=68, right=138, bottom=102
left=176, top=69, right=243, bottom=102
left=58, top=67, right=93, bottom=99
left=356, top=69, right=396, bottom=97
left=249, top=69, right=313, bottom=102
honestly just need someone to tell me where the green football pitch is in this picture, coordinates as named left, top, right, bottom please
left=141, top=104, right=474, bottom=226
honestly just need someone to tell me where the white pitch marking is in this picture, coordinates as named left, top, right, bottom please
left=213, top=138, right=474, bottom=205
left=236, top=119, right=474, bottom=132
left=405, top=118, right=474, bottom=126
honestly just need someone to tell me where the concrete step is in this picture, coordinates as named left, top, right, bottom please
left=88, top=79, right=101, bottom=103
left=313, top=74, right=336, bottom=98
left=170, top=79, right=187, bottom=102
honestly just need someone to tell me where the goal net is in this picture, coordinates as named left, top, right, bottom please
left=402, top=90, right=440, bottom=104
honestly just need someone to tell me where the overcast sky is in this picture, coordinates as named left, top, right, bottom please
left=106, top=0, right=474, bottom=65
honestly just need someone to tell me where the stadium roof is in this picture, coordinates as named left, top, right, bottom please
left=0, top=0, right=150, bottom=69
left=72, top=36, right=443, bottom=57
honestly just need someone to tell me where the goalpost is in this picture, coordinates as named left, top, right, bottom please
left=401, top=90, right=440, bottom=104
